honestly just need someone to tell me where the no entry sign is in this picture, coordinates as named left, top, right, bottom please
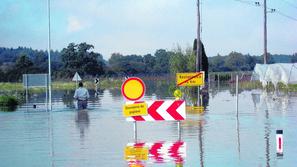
left=121, top=77, right=145, bottom=101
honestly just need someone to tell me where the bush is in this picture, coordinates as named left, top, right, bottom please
left=0, top=95, right=18, bottom=107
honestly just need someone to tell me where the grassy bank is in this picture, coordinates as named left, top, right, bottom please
left=0, top=78, right=123, bottom=92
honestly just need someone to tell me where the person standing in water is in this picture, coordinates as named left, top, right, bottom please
left=74, top=82, right=90, bottom=110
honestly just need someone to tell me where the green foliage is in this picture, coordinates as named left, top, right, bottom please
left=0, top=95, right=18, bottom=107
left=60, top=42, right=105, bottom=78
left=108, top=49, right=173, bottom=75
left=0, top=46, right=296, bottom=82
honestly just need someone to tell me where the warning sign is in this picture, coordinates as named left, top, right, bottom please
left=123, top=103, right=148, bottom=117
left=176, top=72, right=204, bottom=86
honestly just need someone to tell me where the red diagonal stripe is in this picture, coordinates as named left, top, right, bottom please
left=149, top=142, right=164, bottom=163
left=134, top=143, right=145, bottom=147
left=148, top=101, right=165, bottom=121
left=169, top=141, right=184, bottom=163
left=131, top=116, right=145, bottom=121
left=167, top=100, right=184, bottom=120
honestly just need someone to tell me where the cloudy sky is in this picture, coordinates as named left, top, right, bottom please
left=0, top=0, right=296, bottom=59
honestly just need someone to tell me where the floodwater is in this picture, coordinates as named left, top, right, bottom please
left=0, top=80, right=297, bottom=167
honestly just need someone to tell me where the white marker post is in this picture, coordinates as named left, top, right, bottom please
left=236, top=75, right=239, bottom=117
left=276, top=130, right=283, bottom=156
left=134, top=121, right=137, bottom=141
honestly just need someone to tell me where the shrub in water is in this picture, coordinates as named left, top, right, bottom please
left=0, top=95, right=18, bottom=108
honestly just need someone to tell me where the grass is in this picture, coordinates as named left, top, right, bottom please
left=0, top=78, right=123, bottom=92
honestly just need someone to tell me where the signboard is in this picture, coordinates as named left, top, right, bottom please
left=126, top=100, right=186, bottom=122
left=121, top=77, right=145, bottom=101
left=23, top=74, right=48, bottom=88
left=124, top=146, right=149, bottom=161
left=95, top=78, right=99, bottom=84
left=176, top=72, right=204, bottom=86
left=72, top=72, right=82, bottom=81
left=123, top=103, right=148, bottom=117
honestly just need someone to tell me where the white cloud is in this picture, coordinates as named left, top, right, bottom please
left=67, top=16, right=84, bottom=33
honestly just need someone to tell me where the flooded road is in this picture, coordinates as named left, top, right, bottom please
left=0, top=81, right=297, bottom=167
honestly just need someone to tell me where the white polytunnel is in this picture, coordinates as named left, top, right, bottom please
left=252, top=63, right=297, bottom=87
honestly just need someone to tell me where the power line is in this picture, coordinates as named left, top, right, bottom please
left=233, top=0, right=297, bottom=21
left=275, top=10, right=297, bottom=21
left=234, top=0, right=257, bottom=6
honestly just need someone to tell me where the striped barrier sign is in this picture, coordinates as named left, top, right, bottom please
left=126, top=141, right=186, bottom=164
left=126, top=100, right=186, bottom=121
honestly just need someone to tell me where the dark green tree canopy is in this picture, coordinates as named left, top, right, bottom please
left=61, top=42, right=105, bottom=77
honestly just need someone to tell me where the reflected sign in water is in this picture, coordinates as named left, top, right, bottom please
left=125, top=141, right=186, bottom=166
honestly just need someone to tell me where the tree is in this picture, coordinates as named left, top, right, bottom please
left=143, top=54, right=156, bottom=73
left=193, top=39, right=209, bottom=79
left=108, top=53, right=145, bottom=75
left=153, top=49, right=171, bottom=73
left=169, top=47, right=187, bottom=74
left=15, top=54, right=33, bottom=73
left=291, top=53, right=297, bottom=63
left=61, top=42, right=105, bottom=77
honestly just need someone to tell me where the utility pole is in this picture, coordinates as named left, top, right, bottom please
left=196, top=0, right=201, bottom=106
left=47, top=0, right=52, bottom=110
left=263, top=0, right=267, bottom=64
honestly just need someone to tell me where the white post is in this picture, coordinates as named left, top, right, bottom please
left=236, top=75, right=239, bottom=117
left=178, top=121, right=181, bottom=141
left=47, top=0, right=52, bottom=110
left=218, top=74, right=220, bottom=88
left=276, top=130, right=283, bottom=156
left=133, top=121, right=137, bottom=141
left=46, top=74, right=48, bottom=111
left=26, top=74, right=28, bottom=104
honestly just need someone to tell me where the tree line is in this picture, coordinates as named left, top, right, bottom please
left=0, top=43, right=296, bottom=82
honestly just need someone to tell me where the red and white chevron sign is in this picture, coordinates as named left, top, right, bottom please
left=127, top=141, right=186, bottom=164
left=126, top=100, right=186, bottom=121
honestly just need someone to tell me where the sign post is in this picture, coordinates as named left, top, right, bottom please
left=72, top=72, right=82, bottom=89
left=121, top=77, right=146, bottom=141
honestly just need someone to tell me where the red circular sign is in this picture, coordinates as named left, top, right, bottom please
left=121, top=77, right=145, bottom=101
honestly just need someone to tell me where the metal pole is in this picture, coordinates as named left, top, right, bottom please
left=26, top=74, right=28, bottom=104
left=218, top=74, right=220, bottom=88
left=196, top=0, right=201, bottom=106
left=133, top=121, right=137, bottom=141
left=178, top=121, right=181, bottom=141
left=46, top=75, right=48, bottom=111
left=264, top=0, right=267, bottom=64
left=236, top=75, right=239, bottom=117
left=47, top=0, right=52, bottom=110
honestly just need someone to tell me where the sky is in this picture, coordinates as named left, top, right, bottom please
left=0, top=0, right=296, bottom=59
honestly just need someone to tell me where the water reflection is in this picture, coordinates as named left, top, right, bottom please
left=62, top=90, right=75, bottom=108
left=251, top=91, right=289, bottom=112
left=75, top=110, right=89, bottom=139
left=198, top=120, right=205, bottom=167
left=125, top=140, right=186, bottom=166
